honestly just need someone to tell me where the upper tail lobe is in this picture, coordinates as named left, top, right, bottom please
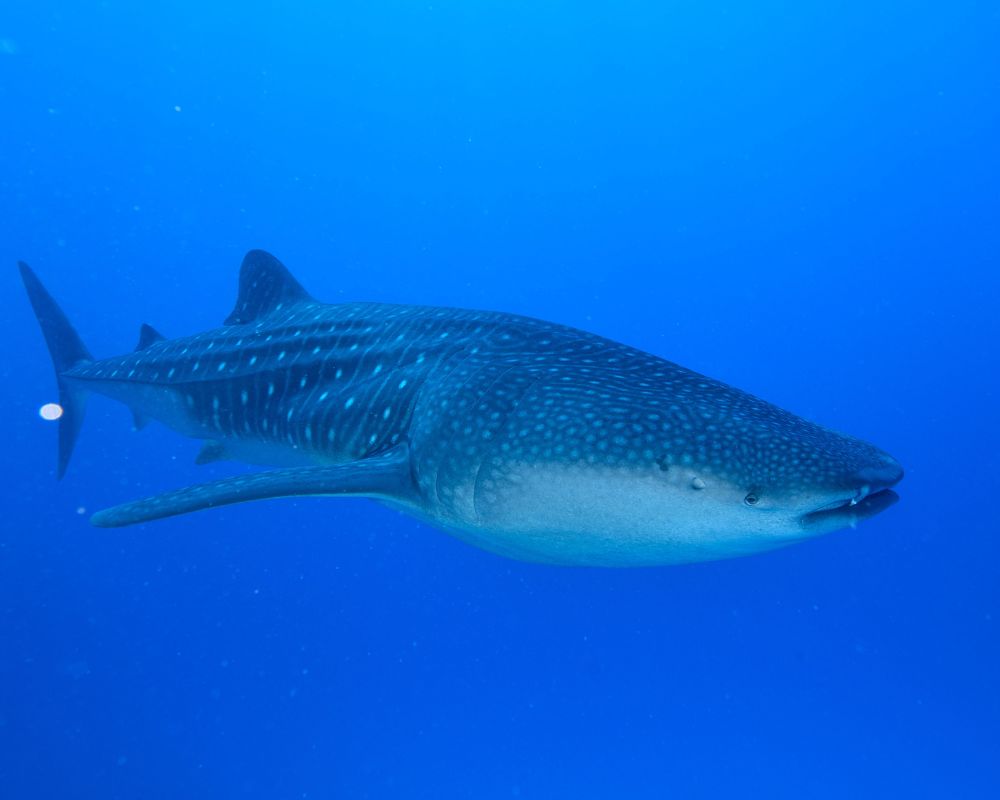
left=19, top=262, right=93, bottom=478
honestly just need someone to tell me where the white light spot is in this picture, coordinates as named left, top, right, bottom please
left=39, top=403, right=63, bottom=421
left=345, top=397, right=355, bottom=409
left=299, top=376, right=308, bottom=388
left=398, top=379, right=408, bottom=389
left=217, top=361, right=226, bottom=372
left=319, top=391, right=329, bottom=401
left=268, top=382, right=275, bottom=396
left=373, top=364, right=382, bottom=375
left=335, top=368, right=343, bottom=379
left=383, top=407, right=391, bottom=420
left=278, top=351, right=286, bottom=360
left=249, top=356, right=258, bottom=366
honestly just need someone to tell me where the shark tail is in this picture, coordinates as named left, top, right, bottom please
left=19, top=262, right=94, bottom=478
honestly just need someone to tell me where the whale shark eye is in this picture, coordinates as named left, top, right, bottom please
left=744, top=492, right=760, bottom=506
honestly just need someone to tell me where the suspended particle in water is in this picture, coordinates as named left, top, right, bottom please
left=39, top=403, right=63, bottom=421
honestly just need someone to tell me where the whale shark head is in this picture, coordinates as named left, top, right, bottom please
left=659, top=429, right=904, bottom=548
left=471, top=418, right=903, bottom=566
left=626, top=402, right=906, bottom=562
left=462, top=366, right=905, bottom=566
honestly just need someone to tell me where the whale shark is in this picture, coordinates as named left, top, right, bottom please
left=19, top=250, right=903, bottom=566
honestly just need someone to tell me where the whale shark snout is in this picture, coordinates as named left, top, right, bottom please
left=853, top=457, right=905, bottom=494
left=799, top=453, right=904, bottom=531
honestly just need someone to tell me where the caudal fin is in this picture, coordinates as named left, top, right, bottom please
left=18, top=262, right=93, bottom=478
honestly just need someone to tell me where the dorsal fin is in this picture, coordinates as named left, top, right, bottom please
left=224, top=250, right=314, bottom=325
left=135, top=323, right=165, bottom=351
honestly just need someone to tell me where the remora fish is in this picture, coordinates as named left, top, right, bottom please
left=19, top=251, right=903, bottom=566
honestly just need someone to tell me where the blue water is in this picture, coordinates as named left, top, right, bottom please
left=2, top=2, right=998, bottom=797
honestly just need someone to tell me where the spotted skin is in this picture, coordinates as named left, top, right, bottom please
left=22, top=251, right=903, bottom=566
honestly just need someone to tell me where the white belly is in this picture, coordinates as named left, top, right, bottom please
left=421, top=461, right=782, bottom=567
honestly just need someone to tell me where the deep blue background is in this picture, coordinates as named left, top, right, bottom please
left=2, top=2, right=998, bottom=797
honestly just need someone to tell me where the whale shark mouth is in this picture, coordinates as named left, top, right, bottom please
left=800, top=489, right=899, bottom=528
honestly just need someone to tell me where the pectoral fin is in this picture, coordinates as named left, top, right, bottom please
left=91, top=446, right=412, bottom=528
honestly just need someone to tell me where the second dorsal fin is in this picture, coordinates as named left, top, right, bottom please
left=136, top=323, right=165, bottom=351
left=224, top=250, right=314, bottom=325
